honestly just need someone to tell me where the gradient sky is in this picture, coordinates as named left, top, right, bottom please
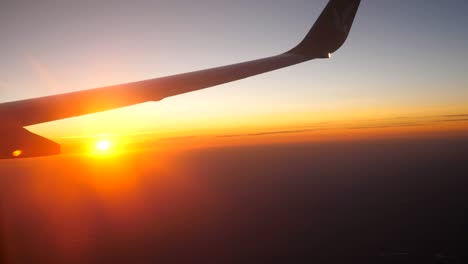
left=2, top=2, right=468, bottom=259
left=1, top=0, right=467, bottom=148
left=3, top=2, right=468, bottom=261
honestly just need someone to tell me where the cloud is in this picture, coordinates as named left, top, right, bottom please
left=435, top=118, right=468, bottom=123
left=357, top=117, right=410, bottom=123
left=163, top=136, right=197, bottom=141
left=348, top=122, right=422, bottom=130
left=214, top=113, right=468, bottom=139
left=443, top=114, right=468, bottom=118
left=58, top=113, right=468, bottom=145
left=217, top=128, right=327, bottom=138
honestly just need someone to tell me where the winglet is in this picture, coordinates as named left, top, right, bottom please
left=287, top=0, right=361, bottom=58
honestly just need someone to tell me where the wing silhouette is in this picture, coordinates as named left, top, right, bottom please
left=0, top=0, right=361, bottom=159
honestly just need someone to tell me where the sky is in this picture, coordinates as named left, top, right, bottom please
left=1, top=0, right=468, bottom=151
left=2, top=1, right=468, bottom=261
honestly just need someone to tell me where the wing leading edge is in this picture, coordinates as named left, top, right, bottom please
left=0, top=0, right=361, bottom=127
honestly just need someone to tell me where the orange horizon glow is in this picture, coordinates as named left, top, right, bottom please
left=13, top=95, right=466, bottom=158
left=45, top=108, right=468, bottom=156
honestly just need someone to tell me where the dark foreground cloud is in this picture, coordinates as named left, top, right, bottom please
left=1, top=137, right=468, bottom=263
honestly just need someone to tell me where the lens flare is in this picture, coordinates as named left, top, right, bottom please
left=12, top=150, right=23, bottom=157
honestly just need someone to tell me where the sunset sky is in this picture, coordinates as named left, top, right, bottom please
left=3, top=1, right=468, bottom=262
left=1, top=0, right=467, bottom=152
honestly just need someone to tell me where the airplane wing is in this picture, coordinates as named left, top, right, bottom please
left=0, top=0, right=361, bottom=159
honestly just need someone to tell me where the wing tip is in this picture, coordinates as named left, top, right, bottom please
left=286, top=0, right=361, bottom=58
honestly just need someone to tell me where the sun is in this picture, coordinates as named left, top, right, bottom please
left=90, top=138, right=120, bottom=157
left=96, top=140, right=112, bottom=152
